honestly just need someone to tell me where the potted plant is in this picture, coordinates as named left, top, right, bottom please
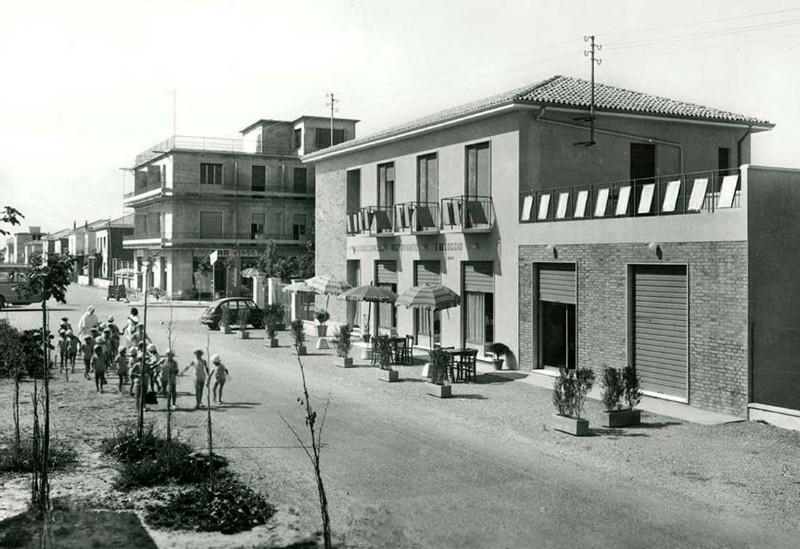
left=333, top=324, right=354, bottom=368
left=620, top=365, right=643, bottom=425
left=263, top=304, right=283, bottom=348
left=485, top=342, right=510, bottom=370
left=290, top=319, right=307, bottom=356
left=314, top=309, right=330, bottom=337
left=426, top=347, right=451, bottom=398
left=552, top=367, right=596, bottom=436
left=237, top=306, right=250, bottom=339
left=220, top=304, right=234, bottom=334
left=374, top=334, right=398, bottom=382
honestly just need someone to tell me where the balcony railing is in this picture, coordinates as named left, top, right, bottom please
left=123, top=231, right=306, bottom=245
left=136, top=136, right=245, bottom=165
left=346, top=196, right=494, bottom=236
left=123, top=180, right=314, bottom=200
left=520, top=168, right=742, bottom=224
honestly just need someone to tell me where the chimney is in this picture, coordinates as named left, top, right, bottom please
left=73, top=221, right=76, bottom=230
left=84, top=220, right=88, bottom=229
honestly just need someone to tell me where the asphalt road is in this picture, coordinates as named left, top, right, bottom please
left=4, top=286, right=798, bottom=548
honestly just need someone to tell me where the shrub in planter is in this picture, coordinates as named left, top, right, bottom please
left=237, top=306, right=250, bottom=339
left=599, top=365, right=641, bottom=427
left=220, top=304, right=234, bottom=334
left=600, top=366, right=624, bottom=412
left=333, top=324, right=353, bottom=367
left=623, top=365, right=643, bottom=410
left=427, top=347, right=451, bottom=398
left=373, top=334, right=398, bottom=381
left=263, top=304, right=283, bottom=347
left=314, top=308, right=330, bottom=337
left=552, top=367, right=596, bottom=436
left=485, top=342, right=510, bottom=370
left=290, top=319, right=306, bottom=355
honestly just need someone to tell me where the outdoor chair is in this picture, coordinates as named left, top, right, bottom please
left=402, top=334, right=414, bottom=364
left=392, top=337, right=407, bottom=365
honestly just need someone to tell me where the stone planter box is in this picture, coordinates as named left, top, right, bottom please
left=238, top=330, right=250, bottom=340
left=360, top=348, right=373, bottom=360
left=315, top=338, right=330, bottom=350
left=295, top=345, right=307, bottom=356
left=427, top=383, right=451, bottom=398
left=600, top=409, right=641, bottom=428
left=334, top=357, right=354, bottom=368
left=378, top=369, right=399, bottom=382
left=552, top=414, right=590, bottom=436
left=267, top=338, right=279, bottom=348
left=491, top=359, right=504, bottom=370
left=316, top=325, right=328, bottom=338
left=221, top=325, right=232, bottom=335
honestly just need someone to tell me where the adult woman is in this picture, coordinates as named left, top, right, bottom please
left=124, top=307, right=140, bottom=346
left=77, top=306, right=100, bottom=339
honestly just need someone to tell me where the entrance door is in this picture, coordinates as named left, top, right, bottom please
left=631, top=143, right=656, bottom=214
left=632, top=265, right=688, bottom=400
left=538, top=263, right=577, bottom=369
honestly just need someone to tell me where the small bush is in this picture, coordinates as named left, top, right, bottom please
left=623, top=366, right=643, bottom=410
left=333, top=324, right=352, bottom=358
left=600, top=366, right=624, bottom=412
left=485, top=342, right=510, bottom=358
left=429, top=347, right=450, bottom=386
left=290, top=320, right=306, bottom=345
left=101, top=423, right=160, bottom=463
left=552, top=367, right=596, bottom=419
left=263, top=304, right=284, bottom=339
left=314, top=309, right=330, bottom=324
left=373, top=335, right=393, bottom=370
left=0, top=437, right=77, bottom=473
left=145, top=477, right=276, bottom=535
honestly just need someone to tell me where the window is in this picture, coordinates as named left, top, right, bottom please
left=251, top=165, right=266, bottom=191
left=375, top=260, right=397, bottom=330
left=293, top=168, right=307, bottom=193
left=718, top=147, right=731, bottom=172
left=463, top=261, right=494, bottom=345
left=314, top=128, right=345, bottom=149
left=465, top=142, right=490, bottom=197
left=294, top=128, right=302, bottom=149
left=377, top=162, right=395, bottom=209
left=199, top=211, right=223, bottom=239
left=292, top=214, right=307, bottom=240
left=417, top=153, right=438, bottom=204
left=347, top=169, right=361, bottom=212
left=200, top=163, right=223, bottom=185
left=251, top=213, right=265, bottom=239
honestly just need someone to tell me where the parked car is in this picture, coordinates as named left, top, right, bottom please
left=200, top=297, right=264, bottom=330
left=106, top=284, right=127, bottom=301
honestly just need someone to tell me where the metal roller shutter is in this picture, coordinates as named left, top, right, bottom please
left=538, top=264, right=576, bottom=304
left=415, top=261, right=441, bottom=286
left=633, top=265, right=688, bottom=400
left=376, top=261, right=397, bottom=285
left=463, top=262, right=493, bottom=292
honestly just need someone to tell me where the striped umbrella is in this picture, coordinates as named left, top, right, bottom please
left=281, top=281, right=313, bottom=293
left=338, top=284, right=397, bottom=338
left=395, top=284, right=461, bottom=349
left=305, top=275, right=353, bottom=309
left=240, top=267, right=261, bottom=278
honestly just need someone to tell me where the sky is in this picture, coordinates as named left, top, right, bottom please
left=1, top=0, right=799, bottom=233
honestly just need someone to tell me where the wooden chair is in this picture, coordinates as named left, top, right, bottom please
left=402, top=334, right=414, bottom=364
left=392, top=337, right=406, bottom=365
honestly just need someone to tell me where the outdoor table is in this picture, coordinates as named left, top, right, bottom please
left=443, top=348, right=478, bottom=382
left=388, top=336, right=407, bottom=364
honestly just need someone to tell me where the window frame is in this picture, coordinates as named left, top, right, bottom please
left=200, top=163, right=223, bottom=185
left=464, top=141, right=491, bottom=198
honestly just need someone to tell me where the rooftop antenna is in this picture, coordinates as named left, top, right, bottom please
left=326, top=92, right=339, bottom=146
left=574, top=35, right=601, bottom=147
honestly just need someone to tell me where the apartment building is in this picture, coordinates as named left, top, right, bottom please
left=124, top=115, right=357, bottom=298
left=4, top=226, right=43, bottom=264
left=306, top=75, right=800, bottom=426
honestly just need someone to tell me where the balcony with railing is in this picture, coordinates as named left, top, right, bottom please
left=520, top=168, right=742, bottom=224
left=440, top=195, right=494, bottom=233
left=124, top=180, right=314, bottom=204
left=123, top=230, right=307, bottom=248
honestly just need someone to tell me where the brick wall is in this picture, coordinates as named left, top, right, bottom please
left=314, top=168, right=348, bottom=323
left=519, top=241, right=748, bottom=416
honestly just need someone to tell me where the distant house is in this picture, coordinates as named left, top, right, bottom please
left=4, top=226, right=44, bottom=264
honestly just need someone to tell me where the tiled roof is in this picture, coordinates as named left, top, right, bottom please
left=305, top=75, right=771, bottom=160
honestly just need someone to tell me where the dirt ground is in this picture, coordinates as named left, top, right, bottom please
left=0, top=376, right=325, bottom=549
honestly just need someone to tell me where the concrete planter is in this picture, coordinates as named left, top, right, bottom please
left=221, top=324, right=232, bottom=335
left=601, top=409, right=641, bottom=428
left=420, top=362, right=431, bottom=378
left=295, top=345, right=307, bottom=356
left=491, top=359, right=504, bottom=371
left=427, top=383, right=451, bottom=398
left=552, top=414, right=590, bottom=436
left=334, top=356, right=354, bottom=368
left=267, top=338, right=279, bottom=348
left=316, top=325, right=328, bottom=338
left=378, top=369, right=399, bottom=382
left=360, top=348, right=373, bottom=360
left=315, top=338, right=330, bottom=350
left=238, top=330, right=250, bottom=339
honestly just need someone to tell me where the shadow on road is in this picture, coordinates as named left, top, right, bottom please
left=476, top=372, right=526, bottom=384
left=451, top=394, right=488, bottom=400
left=215, top=401, right=261, bottom=409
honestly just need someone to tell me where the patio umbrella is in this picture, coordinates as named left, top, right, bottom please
left=240, top=267, right=261, bottom=278
left=338, top=284, right=397, bottom=341
left=305, top=274, right=353, bottom=309
left=395, top=283, right=461, bottom=349
left=281, top=281, right=313, bottom=293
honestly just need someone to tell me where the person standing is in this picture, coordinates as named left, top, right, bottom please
left=57, top=331, right=69, bottom=373
left=209, top=355, right=229, bottom=404
left=77, top=306, right=100, bottom=339
left=124, top=307, right=139, bottom=346
left=161, top=349, right=179, bottom=407
left=90, top=345, right=108, bottom=393
left=65, top=330, right=79, bottom=373
left=106, top=316, right=121, bottom=359
left=182, top=349, right=209, bottom=409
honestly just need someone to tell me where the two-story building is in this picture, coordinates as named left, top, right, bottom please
left=4, top=226, right=44, bottom=264
left=306, top=75, right=800, bottom=426
left=123, top=115, right=357, bottom=298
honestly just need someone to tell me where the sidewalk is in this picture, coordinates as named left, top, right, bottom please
left=475, top=361, right=744, bottom=426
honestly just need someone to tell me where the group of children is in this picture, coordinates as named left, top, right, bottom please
left=56, top=307, right=230, bottom=409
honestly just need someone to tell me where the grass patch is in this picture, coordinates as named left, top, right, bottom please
left=0, top=437, right=77, bottom=473
left=101, top=424, right=228, bottom=491
left=145, top=477, right=276, bottom=535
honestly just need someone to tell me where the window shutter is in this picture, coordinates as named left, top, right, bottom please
left=376, top=261, right=397, bottom=285
left=463, top=262, right=493, bottom=293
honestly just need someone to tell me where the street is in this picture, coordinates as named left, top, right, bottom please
left=3, top=284, right=800, bottom=548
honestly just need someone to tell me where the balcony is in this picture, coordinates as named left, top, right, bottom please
left=441, top=196, right=494, bottom=233
left=520, top=168, right=741, bottom=224
left=123, top=180, right=314, bottom=205
left=394, top=202, right=441, bottom=235
left=346, top=197, right=494, bottom=236
left=123, top=231, right=307, bottom=248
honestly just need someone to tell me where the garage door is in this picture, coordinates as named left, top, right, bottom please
left=538, top=264, right=576, bottom=304
left=633, top=265, right=688, bottom=400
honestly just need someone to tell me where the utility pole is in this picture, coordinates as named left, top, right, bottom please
left=574, top=35, right=602, bottom=147
left=326, top=92, right=339, bottom=146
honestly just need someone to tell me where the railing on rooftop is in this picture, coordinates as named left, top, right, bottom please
left=519, top=168, right=741, bottom=224
left=135, top=135, right=245, bottom=165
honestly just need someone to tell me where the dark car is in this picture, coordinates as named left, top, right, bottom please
left=200, top=297, right=264, bottom=330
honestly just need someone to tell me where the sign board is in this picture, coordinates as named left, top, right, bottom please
left=209, top=250, right=219, bottom=265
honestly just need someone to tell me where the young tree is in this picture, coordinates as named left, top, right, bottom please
left=0, top=320, right=26, bottom=453
left=15, top=251, right=75, bottom=512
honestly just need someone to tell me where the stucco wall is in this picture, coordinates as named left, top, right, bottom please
left=519, top=241, right=749, bottom=416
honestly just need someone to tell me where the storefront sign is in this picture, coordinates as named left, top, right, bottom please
left=349, top=241, right=464, bottom=254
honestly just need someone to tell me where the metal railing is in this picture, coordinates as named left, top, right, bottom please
left=124, top=231, right=305, bottom=243
left=394, top=201, right=441, bottom=234
left=123, top=180, right=314, bottom=200
left=135, top=135, right=300, bottom=165
left=441, top=195, right=494, bottom=232
left=519, top=168, right=741, bottom=224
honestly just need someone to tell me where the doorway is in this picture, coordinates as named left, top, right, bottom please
left=540, top=301, right=576, bottom=369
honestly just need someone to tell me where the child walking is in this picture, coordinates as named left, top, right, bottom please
left=57, top=331, right=69, bottom=373
left=66, top=330, right=79, bottom=373
left=210, top=354, right=229, bottom=404
left=90, top=345, right=108, bottom=392
left=116, top=348, right=129, bottom=392
left=161, top=349, right=179, bottom=407
left=182, top=349, right=208, bottom=409
left=82, top=334, right=95, bottom=380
